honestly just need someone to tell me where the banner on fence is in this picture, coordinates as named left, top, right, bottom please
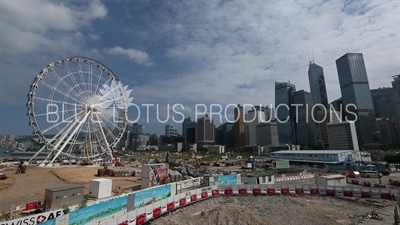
left=133, top=184, right=171, bottom=208
left=68, top=196, right=127, bottom=225
left=177, top=178, right=201, bottom=190
left=214, top=174, right=239, bottom=185
left=0, top=209, right=63, bottom=225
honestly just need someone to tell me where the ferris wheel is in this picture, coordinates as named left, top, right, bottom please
left=26, top=56, right=130, bottom=166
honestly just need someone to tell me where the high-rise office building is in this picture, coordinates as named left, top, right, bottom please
left=256, top=122, right=279, bottom=147
left=308, top=62, right=328, bottom=108
left=245, top=106, right=266, bottom=146
left=293, top=90, right=318, bottom=146
left=234, top=105, right=246, bottom=148
left=186, top=121, right=197, bottom=144
left=327, top=121, right=359, bottom=150
left=275, top=81, right=296, bottom=144
left=215, top=123, right=235, bottom=148
left=182, top=117, right=193, bottom=143
left=371, top=87, right=395, bottom=118
left=196, top=115, right=214, bottom=145
left=336, top=53, right=377, bottom=146
left=376, top=118, right=397, bottom=145
left=128, top=123, right=143, bottom=150
left=308, top=62, right=329, bottom=148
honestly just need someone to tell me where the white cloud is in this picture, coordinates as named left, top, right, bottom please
left=0, top=0, right=107, bottom=55
left=88, top=33, right=101, bottom=40
left=1, top=0, right=399, bottom=134
left=131, top=0, right=399, bottom=109
left=104, top=46, right=153, bottom=66
left=0, top=0, right=107, bottom=105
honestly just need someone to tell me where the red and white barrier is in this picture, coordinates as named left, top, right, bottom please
left=4, top=183, right=400, bottom=225
left=346, top=178, right=375, bottom=187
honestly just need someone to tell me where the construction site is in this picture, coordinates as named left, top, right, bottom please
left=1, top=150, right=400, bottom=224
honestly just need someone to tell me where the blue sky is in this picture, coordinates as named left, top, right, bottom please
left=0, top=0, right=399, bottom=136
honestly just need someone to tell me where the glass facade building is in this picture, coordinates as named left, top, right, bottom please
left=215, top=123, right=235, bottom=148
left=275, top=81, right=296, bottom=144
left=370, top=88, right=394, bottom=118
left=336, top=53, right=377, bottom=146
left=293, top=90, right=318, bottom=146
left=308, top=62, right=328, bottom=108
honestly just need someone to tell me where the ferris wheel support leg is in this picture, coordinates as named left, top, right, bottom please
left=95, top=114, right=114, bottom=159
left=29, top=113, right=84, bottom=165
left=27, top=145, right=47, bottom=164
left=33, top=117, right=81, bottom=165
left=48, top=112, right=90, bottom=165
left=42, top=116, right=83, bottom=166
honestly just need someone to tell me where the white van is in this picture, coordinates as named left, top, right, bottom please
left=360, top=170, right=382, bottom=178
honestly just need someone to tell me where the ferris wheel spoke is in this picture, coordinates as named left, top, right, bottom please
left=98, top=112, right=119, bottom=130
left=34, top=108, right=79, bottom=117
left=96, top=75, right=114, bottom=96
left=41, top=111, right=84, bottom=134
left=33, top=97, right=78, bottom=107
left=50, top=69, right=82, bottom=99
left=94, top=113, right=113, bottom=158
left=101, top=122, right=118, bottom=142
left=40, top=81, right=82, bottom=104
left=89, top=64, right=94, bottom=95
left=77, top=62, right=90, bottom=98
left=65, top=64, right=90, bottom=101
left=94, top=66, right=105, bottom=97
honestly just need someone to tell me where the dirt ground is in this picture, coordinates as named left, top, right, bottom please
left=150, top=195, right=377, bottom=225
left=0, top=165, right=141, bottom=213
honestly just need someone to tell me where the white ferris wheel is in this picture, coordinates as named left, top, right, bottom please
left=27, top=56, right=130, bottom=166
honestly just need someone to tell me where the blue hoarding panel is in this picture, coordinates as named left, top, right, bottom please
left=68, top=196, right=127, bottom=225
left=214, top=174, right=238, bottom=185
left=133, top=184, right=171, bottom=208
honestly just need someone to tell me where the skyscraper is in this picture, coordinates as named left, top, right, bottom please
left=234, top=104, right=245, bottom=148
left=275, top=81, right=296, bottom=144
left=308, top=62, right=328, bottom=108
left=182, top=117, right=193, bottom=143
left=336, top=53, right=377, bottom=146
left=370, top=87, right=395, bottom=118
left=215, top=123, right=235, bottom=148
left=196, top=115, right=215, bottom=145
left=293, top=90, right=318, bottom=146
left=245, top=106, right=266, bottom=146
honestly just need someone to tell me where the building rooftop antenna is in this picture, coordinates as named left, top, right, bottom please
left=311, top=48, right=315, bottom=63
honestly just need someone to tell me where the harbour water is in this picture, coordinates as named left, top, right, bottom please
left=0, top=149, right=11, bottom=159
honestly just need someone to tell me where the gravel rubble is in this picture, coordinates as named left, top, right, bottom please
left=149, top=195, right=377, bottom=225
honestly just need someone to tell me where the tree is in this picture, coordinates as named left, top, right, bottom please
left=79, top=196, right=89, bottom=209
left=383, top=154, right=400, bottom=164
left=62, top=205, right=70, bottom=214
